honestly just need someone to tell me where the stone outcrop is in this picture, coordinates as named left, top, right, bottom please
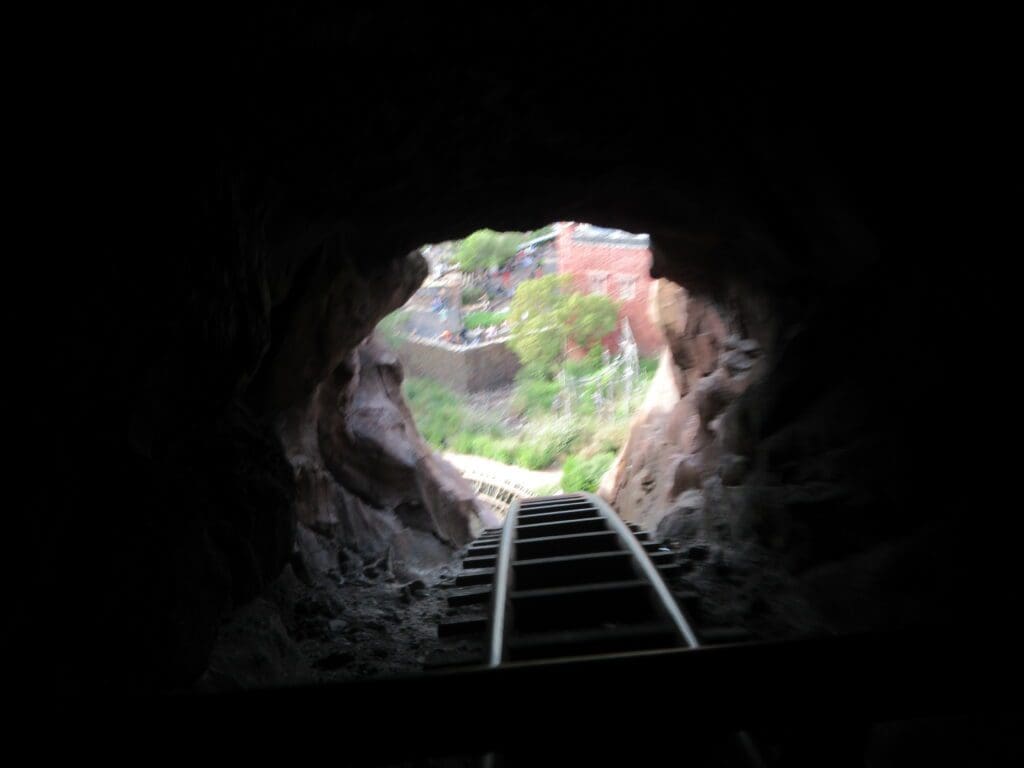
left=36, top=222, right=485, bottom=692
left=277, top=334, right=484, bottom=585
left=603, top=252, right=995, bottom=639
left=601, top=279, right=761, bottom=535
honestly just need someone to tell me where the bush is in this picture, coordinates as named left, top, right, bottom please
left=532, top=415, right=585, bottom=458
left=561, top=451, right=616, bottom=493
left=455, top=229, right=526, bottom=272
left=461, top=285, right=486, bottom=305
left=376, top=309, right=409, bottom=348
left=402, top=377, right=465, bottom=449
left=565, top=346, right=605, bottom=378
left=401, top=352, right=650, bottom=477
left=514, top=441, right=558, bottom=470
left=534, top=481, right=563, bottom=497
left=514, top=377, right=562, bottom=415
left=585, top=419, right=630, bottom=457
left=639, top=356, right=660, bottom=379
left=464, top=310, right=506, bottom=329
left=473, top=435, right=516, bottom=464
left=447, top=432, right=473, bottom=454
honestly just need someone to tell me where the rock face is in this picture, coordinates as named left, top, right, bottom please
left=278, top=334, right=483, bottom=585
left=603, top=257, right=995, bottom=638
left=35, top=222, right=485, bottom=693
left=601, top=280, right=751, bottom=534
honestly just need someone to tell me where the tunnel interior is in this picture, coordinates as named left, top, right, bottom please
left=23, top=7, right=1018, bottom=762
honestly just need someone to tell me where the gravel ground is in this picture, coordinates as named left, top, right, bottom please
left=196, top=550, right=464, bottom=691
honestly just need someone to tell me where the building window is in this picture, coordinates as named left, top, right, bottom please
left=616, top=275, right=638, bottom=300
left=586, top=270, right=608, bottom=294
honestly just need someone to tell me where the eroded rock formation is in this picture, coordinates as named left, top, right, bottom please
left=196, top=255, right=486, bottom=689
left=602, top=251, right=996, bottom=638
left=278, top=334, right=484, bottom=584
left=601, top=281, right=749, bottom=529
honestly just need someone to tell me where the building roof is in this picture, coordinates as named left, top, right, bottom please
left=519, top=231, right=558, bottom=250
left=571, top=223, right=650, bottom=248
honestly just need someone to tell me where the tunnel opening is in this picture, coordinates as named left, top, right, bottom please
left=196, top=202, right=802, bottom=702
left=380, top=221, right=677, bottom=516
left=194, top=212, right=782, bottom=696
left=32, top=12, right=1020, bottom=762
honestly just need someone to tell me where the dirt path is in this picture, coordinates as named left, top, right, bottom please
left=443, top=451, right=562, bottom=493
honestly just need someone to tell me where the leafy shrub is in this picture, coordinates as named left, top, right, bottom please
left=376, top=309, right=409, bottom=348
left=455, top=229, right=527, bottom=272
left=449, top=432, right=476, bottom=454
left=489, top=439, right=518, bottom=465
left=402, top=377, right=466, bottom=448
left=461, top=285, right=486, bottom=305
left=514, top=377, right=562, bottom=415
left=514, top=441, right=557, bottom=470
left=534, top=482, right=563, bottom=497
left=561, top=451, right=616, bottom=493
left=402, top=350, right=651, bottom=477
left=532, top=415, right=585, bottom=458
left=639, top=355, right=661, bottom=379
left=565, top=346, right=605, bottom=378
left=464, top=310, right=507, bottom=329
left=585, top=419, right=630, bottom=457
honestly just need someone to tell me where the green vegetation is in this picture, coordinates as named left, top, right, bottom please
left=377, top=309, right=409, bottom=348
left=639, top=355, right=660, bottom=378
left=452, top=224, right=556, bottom=274
left=454, top=229, right=526, bottom=272
left=534, top=481, right=563, bottom=497
left=507, top=275, right=619, bottom=380
left=403, top=375, right=580, bottom=470
left=401, top=377, right=472, bottom=448
left=566, top=292, right=621, bottom=349
left=565, top=345, right=605, bottom=378
left=524, top=224, right=555, bottom=241
left=461, top=285, right=486, bottom=305
left=513, top=374, right=561, bottom=415
left=463, top=310, right=507, bottom=329
left=399, top=243, right=656, bottom=485
left=561, top=452, right=617, bottom=493
left=402, top=352, right=658, bottom=477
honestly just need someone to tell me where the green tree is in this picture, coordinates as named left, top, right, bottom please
left=454, top=229, right=525, bottom=272
left=565, top=292, right=619, bottom=350
left=561, top=451, right=617, bottom=493
left=507, top=274, right=619, bottom=379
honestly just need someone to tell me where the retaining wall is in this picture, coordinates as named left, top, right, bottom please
left=397, top=336, right=521, bottom=393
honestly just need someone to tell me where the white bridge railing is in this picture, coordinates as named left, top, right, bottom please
left=458, top=468, right=536, bottom=517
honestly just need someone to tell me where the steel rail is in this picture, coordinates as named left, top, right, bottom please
left=487, top=497, right=520, bottom=666
left=583, top=491, right=700, bottom=648
left=485, top=492, right=700, bottom=666
left=582, top=493, right=761, bottom=764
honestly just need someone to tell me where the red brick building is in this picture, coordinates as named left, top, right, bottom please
left=550, top=222, right=664, bottom=356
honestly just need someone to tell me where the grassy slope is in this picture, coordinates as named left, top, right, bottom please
left=402, top=358, right=657, bottom=489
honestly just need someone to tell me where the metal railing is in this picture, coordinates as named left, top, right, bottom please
left=456, top=467, right=536, bottom=515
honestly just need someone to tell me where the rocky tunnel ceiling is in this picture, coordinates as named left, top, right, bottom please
left=24, top=9, right=1010, bottom=694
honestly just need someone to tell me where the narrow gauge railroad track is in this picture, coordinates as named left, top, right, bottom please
left=432, top=491, right=765, bottom=765
left=432, top=492, right=750, bottom=667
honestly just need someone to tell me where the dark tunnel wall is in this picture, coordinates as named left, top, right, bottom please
left=21, top=9, right=1015, bottom=693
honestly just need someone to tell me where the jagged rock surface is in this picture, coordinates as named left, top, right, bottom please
left=278, top=334, right=483, bottom=585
